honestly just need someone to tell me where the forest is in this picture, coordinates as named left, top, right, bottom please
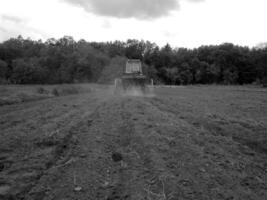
left=0, top=35, right=266, bottom=85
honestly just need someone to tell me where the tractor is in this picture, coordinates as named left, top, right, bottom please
left=114, top=59, right=151, bottom=94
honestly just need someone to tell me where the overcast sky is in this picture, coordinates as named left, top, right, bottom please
left=0, top=0, right=266, bottom=48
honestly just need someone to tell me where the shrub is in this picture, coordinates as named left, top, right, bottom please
left=263, top=77, right=267, bottom=87
left=0, top=59, right=8, bottom=79
left=51, top=88, right=59, bottom=96
left=36, top=87, right=47, bottom=94
left=0, top=78, right=10, bottom=85
left=61, top=86, right=79, bottom=95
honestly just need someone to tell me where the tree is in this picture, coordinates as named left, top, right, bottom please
left=11, top=58, right=48, bottom=84
left=178, top=62, right=193, bottom=85
left=0, top=36, right=265, bottom=85
left=125, top=39, right=146, bottom=59
left=0, top=59, right=8, bottom=79
left=160, top=67, right=179, bottom=85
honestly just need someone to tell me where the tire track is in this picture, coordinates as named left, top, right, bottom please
left=0, top=92, right=109, bottom=199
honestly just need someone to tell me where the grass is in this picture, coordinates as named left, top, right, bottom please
left=0, top=84, right=94, bottom=106
left=153, top=85, right=267, bottom=154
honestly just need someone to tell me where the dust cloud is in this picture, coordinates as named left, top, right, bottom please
left=113, top=86, right=155, bottom=97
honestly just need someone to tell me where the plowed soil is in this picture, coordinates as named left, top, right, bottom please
left=0, top=85, right=266, bottom=200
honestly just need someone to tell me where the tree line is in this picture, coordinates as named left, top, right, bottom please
left=0, top=35, right=266, bottom=85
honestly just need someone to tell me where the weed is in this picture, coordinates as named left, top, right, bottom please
left=36, top=87, right=48, bottom=94
left=61, top=86, right=79, bottom=95
left=51, top=88, right=59, bottom=96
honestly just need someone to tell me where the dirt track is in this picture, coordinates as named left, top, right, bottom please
left=0, top=86, right=267, bottom=200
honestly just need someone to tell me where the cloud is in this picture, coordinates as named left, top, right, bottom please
left=187, top=0, right=204, bottom=2
left=63, top=0, right=181, bottom=19
left=0, top=14, right=49, bottom=42
left=1, top=14, right=24, bottom=24
left=102, top=20, right=112, bottom=29
left=0, top=27, right=8, bottom=33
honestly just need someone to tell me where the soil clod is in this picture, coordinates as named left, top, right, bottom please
left=112, top=152, right=123, bottom=162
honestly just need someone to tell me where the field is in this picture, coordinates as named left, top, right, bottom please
left=0, top=84, right=266, bottom=200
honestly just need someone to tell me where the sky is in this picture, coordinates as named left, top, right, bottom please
left=0, top=0, right=266, bottom=48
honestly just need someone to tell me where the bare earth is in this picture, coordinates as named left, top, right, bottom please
left=0, top=85, right=266, bottom=200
